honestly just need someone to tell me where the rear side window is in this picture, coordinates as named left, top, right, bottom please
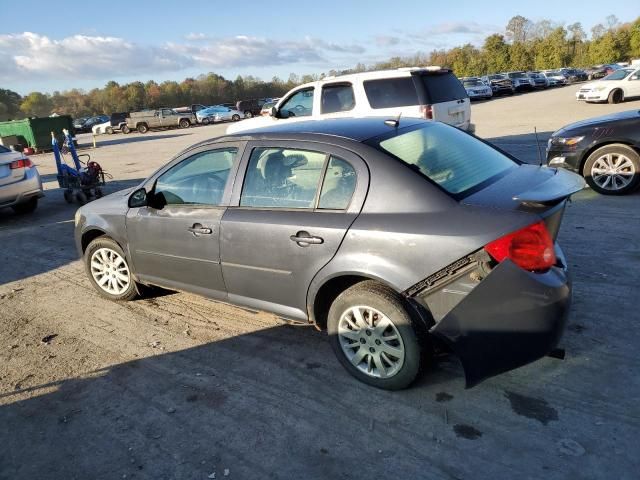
left=363, top=77, right=418, bottom=109
left=321, top=83, right=355, bottom=114
left=419, top=73, right=467, bottom=103
left=319, top=157, right=356, bottom=209
left=373, top=124, right=515, bottom=196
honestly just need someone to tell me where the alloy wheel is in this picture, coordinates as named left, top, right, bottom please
left=337, top=306, right=405, bottom=378
left=591, top=153, right=635, bottom=191
left=90, top=248, right=131, bottom=295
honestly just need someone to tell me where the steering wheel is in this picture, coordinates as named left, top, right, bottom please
left=293, top=105, right=306, bottom=113
left=190, top=175, right=226, bottom=203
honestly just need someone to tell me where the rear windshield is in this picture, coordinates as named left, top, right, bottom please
left=419, top=73, right=467, bottom=102
left=370, top=123, right=515, bottom=196
left=363, top=77, right=418, bottom=109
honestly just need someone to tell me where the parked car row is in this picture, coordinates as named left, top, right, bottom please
left=461, top=68, right=589, bottom=101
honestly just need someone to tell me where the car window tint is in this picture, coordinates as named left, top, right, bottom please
left=319, top=157, right=356, bottom=210
left=240, top=147, right=326, bottom=208
left=420, top=73, right=467, bottom=102
left=279, top=89, right=314, bottom=117
left=162, top=109, right=173, bottom=116
left=154, top=148, right=237, bottom=206
left=0, top=145, right=10, bottom=153
left=363, top=77, right=418, bottom=109
left=375, top=124, right=515, bottom=196
left=321, top=84, right=355, bottom=114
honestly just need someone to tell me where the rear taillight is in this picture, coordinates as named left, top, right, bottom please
left=420, top=104, right=433, bottom=119
left=9, top=158, right=33, bottom=169
left=484, top=221, right=556, bottom=272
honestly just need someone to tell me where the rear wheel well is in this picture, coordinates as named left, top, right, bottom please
left=81, top=229, right=106, bottom=253
left=312, top=275, right=388, bottom=330
left=580, top=142, right=640, bottom=174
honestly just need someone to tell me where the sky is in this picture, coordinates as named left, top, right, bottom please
left=1, top=0, right=638, bottom=95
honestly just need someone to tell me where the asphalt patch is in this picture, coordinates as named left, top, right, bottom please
left=435, top=392, right=454, bottom=403
left=453, top=424, right=482, bottom=440
left=504, top=391, right=558, bottom=425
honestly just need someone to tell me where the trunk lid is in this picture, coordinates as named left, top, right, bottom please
left=0, top=151, right=27, bottom=187
left=462, top=165, right=585, bottom=237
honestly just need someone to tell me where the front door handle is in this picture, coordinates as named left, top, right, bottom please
left=187, top=223, right=213, bottom=236
left=290, top=231, right=323, bottom=246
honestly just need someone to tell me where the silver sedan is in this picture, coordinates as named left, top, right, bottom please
left=197, top=106, right=243, bottom=125
left=0, top=145, right=43, bottom=214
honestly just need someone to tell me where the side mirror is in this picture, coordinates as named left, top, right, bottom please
left=270, top=106, right=278, bottom=118
left=128, top=187, right=148, bottom=208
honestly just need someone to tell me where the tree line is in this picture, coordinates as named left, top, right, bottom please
left=1, top=14, right=639, bottom=121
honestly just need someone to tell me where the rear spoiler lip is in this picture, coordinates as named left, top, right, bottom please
left=512, top=167, right=586, bottom=205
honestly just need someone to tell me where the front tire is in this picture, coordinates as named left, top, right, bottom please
left=84, top=237, right=138, bottom=301
left=608, top=89, right=623, bottom=104
left=201, top=117, right=210, bottom=125
left=121, top=125, right=130, bottom=134
left=327, top=281, right=423, bottom=390
left=583, top=144, right=640, bottom=195
left=232, top=114, right=240, bottom=122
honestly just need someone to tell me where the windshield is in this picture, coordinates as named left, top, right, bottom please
left=603, top=69, right=632, bottom=80
left=463, top=79, right=483, bottom=87
left=369, top=123, right=515, bottom=196
left=508, top=72, right=525, bottom=78
left=488, top=75, right=505, bottom=80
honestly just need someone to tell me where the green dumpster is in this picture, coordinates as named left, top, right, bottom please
left=0, top=116, right=74, bottom=151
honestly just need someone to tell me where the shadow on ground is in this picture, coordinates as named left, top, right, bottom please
left=0, top=178, right=144, bottom=286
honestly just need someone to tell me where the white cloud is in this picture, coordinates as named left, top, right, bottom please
left=0, top=32, right=346, bottom=84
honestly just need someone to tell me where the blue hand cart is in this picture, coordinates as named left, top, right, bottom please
left=52, top=129, right=106, bottom=204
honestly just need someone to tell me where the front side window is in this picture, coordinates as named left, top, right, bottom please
left=154, top=148, right=237, bottom=207
left=279, top=89, right=314, bottom=118
left=363, top=77, right=418, bottom=109
left=161, top=109, right=174, bottom=116
left=371, top=124, right=515, bottom=196
left=240, top=148, right=326, bottom=208
left=321, top=84, right=355, bottom=114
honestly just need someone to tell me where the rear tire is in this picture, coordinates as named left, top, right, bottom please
left=583, top=144, right=640, bottom=195
left=84, top=237, right=139, bottom=301
left=327, top=281, right=423, bottom=390
left=608, top=89, right=623, bottom=104
left=137, top=123, right=149, bottom=134
left=12, top=197, right=38, bottom=214
left=179, top=119, right=190, bottom=129
left=244, top=111, right=253, bottom=118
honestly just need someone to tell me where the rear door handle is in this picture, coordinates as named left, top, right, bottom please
left=187, top=223, right=213, bottom=236
left=290, top=231, right=323, bottom=246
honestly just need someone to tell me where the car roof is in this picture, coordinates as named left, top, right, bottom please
left=217, top=117, right=428, bottom=143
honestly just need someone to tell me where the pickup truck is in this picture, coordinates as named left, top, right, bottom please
left=123, top=108, right=195, bottom=134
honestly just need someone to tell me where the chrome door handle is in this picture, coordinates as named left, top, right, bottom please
left=187, top=223, right=213, bottom=235
left=290, top=231, right=323, bottom=246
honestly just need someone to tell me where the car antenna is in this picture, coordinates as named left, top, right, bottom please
left=533, top=126, right=544, bottom=166
left=384, top=112, right=402, bottom=128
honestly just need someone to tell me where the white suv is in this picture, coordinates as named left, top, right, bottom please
left=227, top=67, right=472, bottom=134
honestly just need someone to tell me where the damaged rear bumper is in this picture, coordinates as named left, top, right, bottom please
left=414, top=247, right=570, bottom=388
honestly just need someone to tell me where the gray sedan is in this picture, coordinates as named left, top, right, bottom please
left=75, top=117, right=584, bottom=390
left=196, top=106, right=243, bottom=125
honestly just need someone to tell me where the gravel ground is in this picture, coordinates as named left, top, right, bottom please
left=1, top=87, right=639, bottom=480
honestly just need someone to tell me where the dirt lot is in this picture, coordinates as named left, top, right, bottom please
left=1, top=88, right=639, bottom=480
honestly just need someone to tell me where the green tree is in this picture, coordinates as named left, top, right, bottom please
left=483, top=34, right=510, bottom=72
left=0, top=89, right=22, bottom=121
left=20, top=92, right=53, bottom=117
